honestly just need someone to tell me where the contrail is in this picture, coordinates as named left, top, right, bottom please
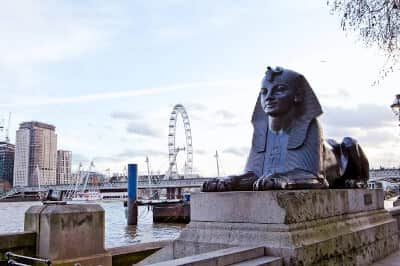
left=0, top=79, right=248, bottom=107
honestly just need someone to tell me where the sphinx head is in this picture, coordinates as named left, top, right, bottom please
left=260, top=66, right=306, bottom=117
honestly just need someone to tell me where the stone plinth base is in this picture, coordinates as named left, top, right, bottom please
left=25, top=203, right=111, bottom=266
left=140, top=189, right=399, bottom=266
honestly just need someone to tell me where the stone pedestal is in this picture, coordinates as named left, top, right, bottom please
left=141, top=189, right=399, bottom=265
left=25, top=203, right=111, bottom=266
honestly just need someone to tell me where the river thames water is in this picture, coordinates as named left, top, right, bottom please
left=0, top=201, right=184, bottom=248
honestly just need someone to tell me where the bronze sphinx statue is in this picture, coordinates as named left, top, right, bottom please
left=202, top=67, right=369, bottom=192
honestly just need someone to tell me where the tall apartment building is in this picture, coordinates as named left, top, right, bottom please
left=56, top=150, right=72, bottom=184
left=0, top=142, right=15, bottom=188
left=13, top=121, right=57, bottom=187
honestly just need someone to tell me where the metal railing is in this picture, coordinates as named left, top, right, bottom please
left=12, top=178, right=212, bottom=193
left=5, top=252, right=51, bottom=266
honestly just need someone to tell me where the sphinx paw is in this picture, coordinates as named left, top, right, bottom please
left=344, top=179, right=366, bottom=189
left=202, top=178, right=233, bottom=192
left=253, top=176, right=286, bottom=190
left=202, top=178, right=218, bottom=192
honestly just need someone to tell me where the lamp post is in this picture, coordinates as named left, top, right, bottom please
left=390, top=94, right=400, bottom=127
left=390, top=94, right=400, bottom=196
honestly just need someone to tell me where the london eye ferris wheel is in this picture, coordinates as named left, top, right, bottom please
left=166, top=104, right=193, bottom=180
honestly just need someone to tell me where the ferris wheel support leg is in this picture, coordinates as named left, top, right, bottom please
left=167, top=188, right=176, bottom=199
left=177, top=188, right=182, bottom=199
left=127, top=164, right=138, bottom=225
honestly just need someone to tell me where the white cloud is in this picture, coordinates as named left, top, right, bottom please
left=215, top=110, right=236, bottom=119
left=0, top=1, right=124, bottom=98
left=0, top=79, right=246, bottom=107
left=110, top=112, right=140, bottom=120
left=0, top=2, right=120, bottom=67
left=223, top=147, right=249, bottom=157
left=322, top=104, right=393, bottom=129
left=126, top=122, right=161, bottom=138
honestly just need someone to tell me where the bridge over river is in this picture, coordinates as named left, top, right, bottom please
left=7, top=177, right=212, bottom=195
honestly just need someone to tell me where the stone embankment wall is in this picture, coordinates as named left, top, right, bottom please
left=108, top=240, right=171, bottom=265
left=0, top=232, right=36, bottom=263
left=389, top=206, right=400, bottom=235
left=0, top=230, right=169, bottom=266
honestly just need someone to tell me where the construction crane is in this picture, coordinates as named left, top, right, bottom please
left=214, top=150, right=220, bottom=177
left=0, top=112, right=11, bottom=143
left=145, top=156, right=153, bottom=199
left=5, top=112, right=11, bottom=143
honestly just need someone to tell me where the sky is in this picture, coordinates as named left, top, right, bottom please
left=0, top=0, right=399, bottom=177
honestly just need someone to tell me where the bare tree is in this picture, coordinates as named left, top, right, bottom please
left=328, top=0, right=400, bottom=83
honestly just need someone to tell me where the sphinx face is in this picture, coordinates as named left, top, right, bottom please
left=260, top=81, right=296, bottom=117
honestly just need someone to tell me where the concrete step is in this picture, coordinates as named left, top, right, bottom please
left=146, top=246, right=265, bottom=266
left=229, top=256, right=283, bottom=266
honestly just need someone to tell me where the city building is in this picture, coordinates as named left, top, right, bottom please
left=56, top=150, right=72, bottom=185
left=0, top=180, right=11, bottom=195
left=80, top=171, right=106, bottom=185
left=0, top=141, right=15, bottom=190
left=13, top=121, right=57, bottom=187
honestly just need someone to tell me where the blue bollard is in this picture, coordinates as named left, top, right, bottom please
left=127, top=164, right=138, bottom=225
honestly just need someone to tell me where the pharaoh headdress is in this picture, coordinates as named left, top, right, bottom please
left=251, top=66, right=323, bottom=151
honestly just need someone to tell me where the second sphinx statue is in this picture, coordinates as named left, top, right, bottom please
left=202, top=66, right=369, bottom=192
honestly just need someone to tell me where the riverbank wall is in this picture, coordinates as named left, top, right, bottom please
left=0, top=231, right=169, bottom=266
left=0, top=232, right=36, bottom=264
left=2, top=197, right=400, bottom=265
left=0, top=202, right=171, bottom=265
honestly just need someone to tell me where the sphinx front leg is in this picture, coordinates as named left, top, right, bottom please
left=201, top=172, right=258, bottom=192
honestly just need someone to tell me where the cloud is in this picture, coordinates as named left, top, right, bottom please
left=319, top=88, right=351, bottom=99
left=88, top=149, right=167, bottom=166
left=118, top=149, right=167, bottom=158
left=186, top=102, right=207, bottom=111
left=215, top=110, right=235, bottom=119
left=223, top=147, right=249, bottom=157
left=323, top=125, right=360, bottom=141
left=358, top=129, right=397, bottom=148
left=0, top=2, right=124, bottom=67
left=110, top=111, right=140, bottom=120
left=126, top=122, right=161, bottom=137
left=217, top=121, right=239, bottom=127
left=0, top=79, right=240, bottom=107
left=188, top=113, right=204, bottom=121
left=196, top=149, right=207, bottom=156
left=93, top=156, right=121, bottom=163
left=321, top=104, right=393, bottom=129
left=0, top=2, right=131, bottom=100
left=71, top=153, right=90, bottom=164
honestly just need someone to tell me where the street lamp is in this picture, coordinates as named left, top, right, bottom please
left=394, top=0, right=400, bottom=9
left=390, top=94, right=400, bottom=126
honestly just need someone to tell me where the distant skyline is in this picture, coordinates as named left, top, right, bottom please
left=1, top=1, right=400, bottom=176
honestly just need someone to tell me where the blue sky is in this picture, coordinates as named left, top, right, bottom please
left=1, top=0, right=399, bottom=176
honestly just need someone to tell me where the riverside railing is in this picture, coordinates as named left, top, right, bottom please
left=12, top=178, right=212, bottom=193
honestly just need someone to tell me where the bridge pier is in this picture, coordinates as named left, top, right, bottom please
left=177, top=188, right=182, bottom=199
left=166, top=188, right=176, bottom=199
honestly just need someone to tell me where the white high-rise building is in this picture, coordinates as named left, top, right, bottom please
left=13, top=121, right=57, bottom=187
left=56, top=150, right=72, bottom=185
